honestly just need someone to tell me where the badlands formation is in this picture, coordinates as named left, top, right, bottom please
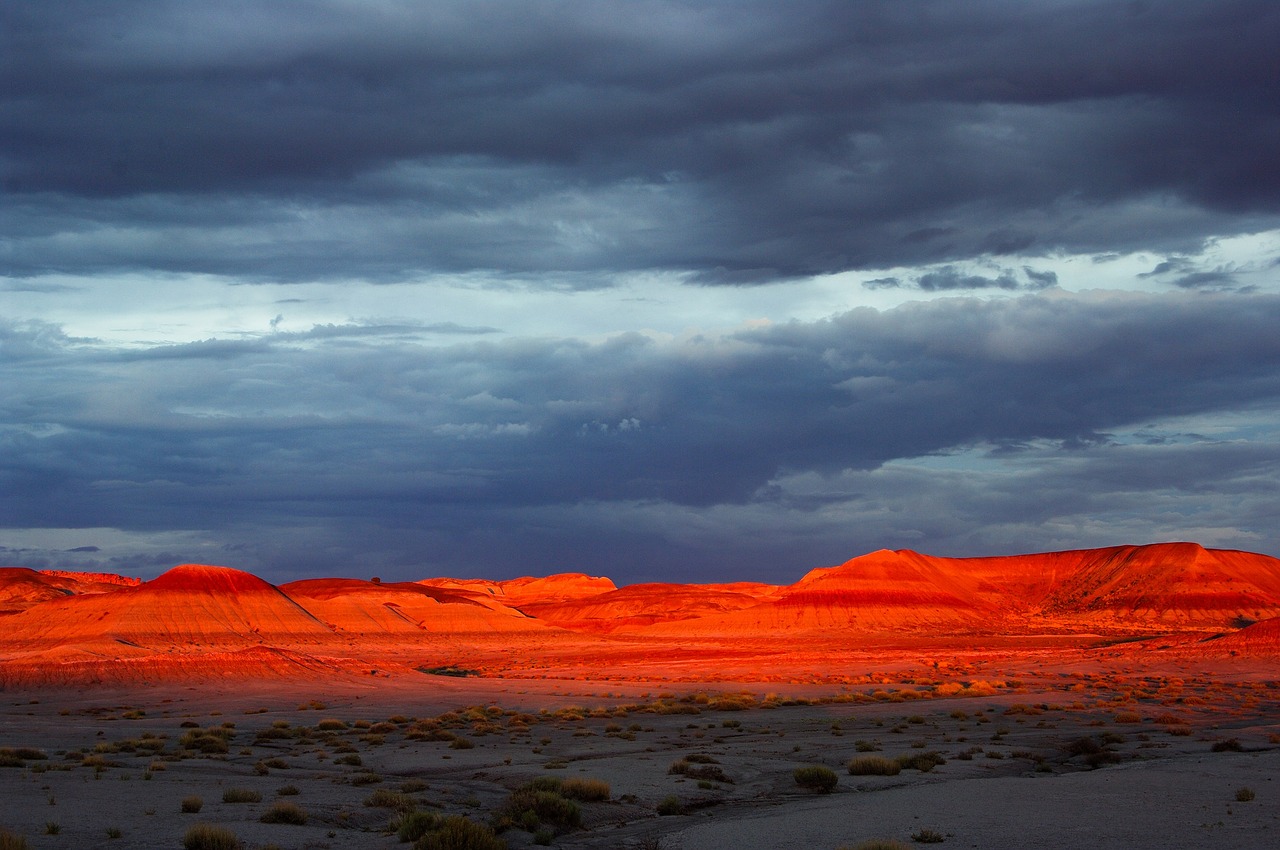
left=1, top=541, right=1279, bottom=687
left=0, top=543, right=1277, bottom=849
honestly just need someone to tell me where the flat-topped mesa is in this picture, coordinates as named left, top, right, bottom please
left=418, top=572, right=617, bottom=608
left=279, top=577, right=552, bottom=635
left=520, top=581, right=783, bottom=633
left=37, top=569, right=142, bottom=587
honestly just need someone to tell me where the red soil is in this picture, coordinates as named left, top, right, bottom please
left=2, top=543, right=1278, bottom=687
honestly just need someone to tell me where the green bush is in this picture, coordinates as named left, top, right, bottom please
left=396, top=810, right=441, bottom=843
left=656, top=795, right=683, bottom=816
left=793, top=765, right=838, bottom=793
left=413, top=816, right=506, bottom=850
left=182, top=824, right=241, bottom=850
left=499, top=787, right=581, bottom=832
left=848, top=755, right=901, bottom=776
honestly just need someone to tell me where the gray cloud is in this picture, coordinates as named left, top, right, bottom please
left=4, top=290, right=1280, bottom=581
left=4, top=1, right=1280, bottom=284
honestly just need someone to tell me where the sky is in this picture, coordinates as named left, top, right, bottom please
left=3, top=0, right=1280, bottom=585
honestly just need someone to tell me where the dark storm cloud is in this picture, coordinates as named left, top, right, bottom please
left=867, top=265, right=1059, bottom=291
left=4, top=291, right=1280, bottom=580
left=4, top=0, right=1280, bottom=283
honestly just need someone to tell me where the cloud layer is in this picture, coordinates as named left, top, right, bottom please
left=5, top=291, right=1280, bottom=581
left=4, top=2, right=1280, bottom=581
left=4, top=1, right=1280, bottom=284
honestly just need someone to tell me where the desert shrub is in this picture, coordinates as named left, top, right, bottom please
left=449, top=736, right=476, bottom=750
left=911, top=828, right=946, bottom=843
left=396, top=810, right=442, bottom=842
left=181, top=795, right=204, bottom=813
left=839, top=842, right=910, bottom=850
left=106, top=826, right=123, bottom=839
left=655, top=795, right=683, bottom=816
left=259, top=802, right=307, bottom=825
left=276, top=785, right=299, bottom=796
left=182, top=824, right=241, bottom=850
left=1114, top=711, right=1142, bottom=724
left=668, top=758, right=732, bottom=783
left=351, top=772, right=383, bottom=786
left=1065, top=737, right=1102, bottom=756
left=498, top=787, right=581, bottom=832
left=180, top=732, right=229, bottom=754
left=1211, top=739, right=1244, bottom=752
left=848, top=755, right=901, bottom=776
left=316, top=718, right=349, bottom=731
left=413, top=815, right=506, bottom=850
left=222, top=788, right=262, bottom=803
left=0, top=747, right=47, bottom=762
left=559, top=777, right=610, bottom=802
left=1236, top=787, right=1256, bottom=802
left=335, top=753, right=362, bottom=766
left=895, top=752, right=946, bottom=772
left=793, top=765, right=838, bottom=793
left=365, top=789, right=416, bottom=812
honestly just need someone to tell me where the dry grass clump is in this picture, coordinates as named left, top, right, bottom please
left=364, top=789, right=416, bottom=812
left=668, top=757, right=732, bottom=783
left=179, top=727, right=233, bottom=754
left=221, top=788, right=262, bottom=803
left=838, top=841, right=911, bottom=850
left=259, top=802, right=307, bottom=825
left=0, top=829, right=28, bottom=850
left=412, top=815, right=506, bottom=850
left=182, top=824, right=241, bottom=850
left=1236, top=787, right=1256, bottom=802
left=895, top=752, right=946, bottom=772
left=911, top=828, right=946, bottom=843
left=180, top=795, right=204, bottom=813
left=793, top=765, right=838, bottom=793
left=559, top=777, right=610, bottom=802
left=848, top=755, right=901, bottom=776
left=1114, top=711, right=1142, bottom=724
left=0, top=747, right=47, bottom=764
left=1211, top=738, right=1244, bottom=752
left=655, top=795, right=683, bottom=816
left=316, top=718, right=349, bottom=731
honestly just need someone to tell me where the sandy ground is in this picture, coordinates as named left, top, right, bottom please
left=0, top=664, right=1277, bottom=849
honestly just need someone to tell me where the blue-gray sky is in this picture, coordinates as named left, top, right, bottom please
left=3, top=1, right=1280, bottom=584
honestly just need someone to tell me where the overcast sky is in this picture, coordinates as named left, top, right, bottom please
left=4, top=1, right=1280, bottom=585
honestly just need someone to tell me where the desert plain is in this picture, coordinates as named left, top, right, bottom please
left=1, top=542, right=1278, bottom=849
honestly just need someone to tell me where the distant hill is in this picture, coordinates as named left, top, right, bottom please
left=2, top=542, right=1278, bottom=685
